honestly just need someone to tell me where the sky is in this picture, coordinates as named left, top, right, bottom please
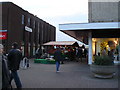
left=0, top=0, right=88, bottom=42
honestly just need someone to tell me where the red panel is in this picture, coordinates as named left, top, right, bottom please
left=0, top=32, right=7, bottom=40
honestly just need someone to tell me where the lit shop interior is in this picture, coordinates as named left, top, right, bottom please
left=92, top=38, right=120, bottom=61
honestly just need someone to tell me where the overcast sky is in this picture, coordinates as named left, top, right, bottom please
left=0, top=0, right=88, bottom=41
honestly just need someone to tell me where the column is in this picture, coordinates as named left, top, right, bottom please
left=88, top=31, right=93, bottom=64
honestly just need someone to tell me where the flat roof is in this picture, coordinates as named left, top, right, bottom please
left=59, top=22, right=120, bottom=30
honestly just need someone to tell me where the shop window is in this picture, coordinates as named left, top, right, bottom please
left=28, top=43, right=31, bottom=56
left=33, top=44, right=36, bottom=55
left=41, top=24, right=44, bottom=42
left=29, top=33, right=31, bottom=43
left=22, top=15, right=24, bottom=24
left=33, top=20, right=35, bottom=29
left=38, top=23, right=40, bottom=42
left=28, top=18, right=30, bottom=25
left=21, top=42, right=24, bottom=56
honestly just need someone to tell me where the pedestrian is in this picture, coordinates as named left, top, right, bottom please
left=81, top=45, right=88, bottom=58
left=69, top=48, right=75, bottom=61
left=35, top=48, right=42, bottom=59
left=0, top=44, right=12, bottom=89
left=61, top=48, right=64, bottom=64
left=109, top=49, right=115, bottom=60
left=98, top=52, right=100, bottom=56
left=77, top=47, right=82, bottom=62
left=22, top=56, right=29, bottom=69
left=75, top=47, right=79, bottom=62
left=7, top=42, right=22, bottom=89
left=102, top=47, right=107, bottom=56
left=35, top=48, right=40, bottom=59
left=27, top=58, right=29, bottom=68
left=108, top=46, right=111, bottom=55
left=54, top=47, right=62, bottom=72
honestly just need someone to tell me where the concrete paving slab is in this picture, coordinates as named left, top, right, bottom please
left=11, top=59, right=118, bottom=88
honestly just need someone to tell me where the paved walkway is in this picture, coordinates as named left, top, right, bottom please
left=11, top=59, right=118, bottom=88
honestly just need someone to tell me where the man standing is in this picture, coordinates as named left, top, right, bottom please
left=54, top=47, right=62, bottom=72
left=8, top=42, right=22, bottom=89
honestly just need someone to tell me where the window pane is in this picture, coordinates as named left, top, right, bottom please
left=22, top=15, right=24, bottom=24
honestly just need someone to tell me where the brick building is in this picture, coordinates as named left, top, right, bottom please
left=0, top=2, right=56, bottom=57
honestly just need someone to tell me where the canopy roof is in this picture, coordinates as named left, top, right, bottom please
left=59, top=22, right=120, bottom=30
left=59, top=22, right=120, bottom=44
left=43, top=41, right=79, bottom=47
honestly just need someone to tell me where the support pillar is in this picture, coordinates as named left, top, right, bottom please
left=88, top=31, right=93, bottom=64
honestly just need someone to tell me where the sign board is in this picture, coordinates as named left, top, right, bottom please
left=0, top=32, right=7, bottom=40
left=25, top=26, right=32, bottom=32
left=0, top=30, right=7, bottom=40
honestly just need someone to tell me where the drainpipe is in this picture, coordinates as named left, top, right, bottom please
left=88, top=31, right=93, bottom=64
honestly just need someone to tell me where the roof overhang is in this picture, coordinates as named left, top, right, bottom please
left=59, top=22, right=120, bottom=44
left=59, top=22, right=120, bottom=30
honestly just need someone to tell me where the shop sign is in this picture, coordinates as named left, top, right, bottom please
left=0, top=32, right=7, bottom=40
left=25, top=26, right=32, bottom=32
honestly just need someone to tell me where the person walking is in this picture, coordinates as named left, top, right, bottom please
left=77, top=47, right=82, bottom=62
left=7, top=42, right=22, bottom=89
left=54, top=47, right=62, bottom=72
left=0, top=44, right=12, bottom=89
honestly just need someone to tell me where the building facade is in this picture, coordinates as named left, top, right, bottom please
left=0, top=2, right=56, bottom=57
left=88, top=0, right=120, bottom=63
left=89, top=0, right=120, bottom=22
left=59, top=0, right=120, bottom=64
